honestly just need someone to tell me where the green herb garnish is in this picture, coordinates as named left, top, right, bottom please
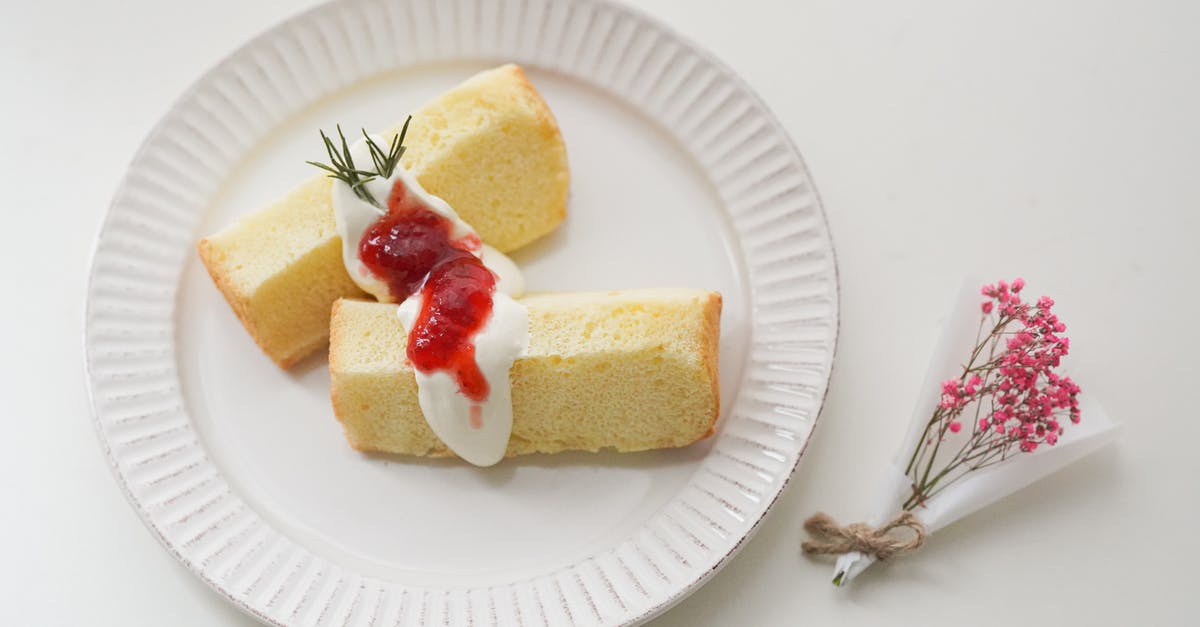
left=306, top=116, right=412, bottom=208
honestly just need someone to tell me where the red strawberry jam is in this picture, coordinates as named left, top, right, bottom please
left=358, top=179, right=495, bottom=401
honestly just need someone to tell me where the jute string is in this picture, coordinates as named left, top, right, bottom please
left=801, top=511, right=926, bottom=560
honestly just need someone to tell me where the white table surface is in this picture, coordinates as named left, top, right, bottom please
left=4, top=0, right=1197, bottom=624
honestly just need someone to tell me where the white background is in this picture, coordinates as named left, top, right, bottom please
left=3, top=0, right=1197, bottom=625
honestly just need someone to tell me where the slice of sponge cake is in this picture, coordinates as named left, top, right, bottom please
left=198, top=64, right=569, bottom=368
left=329, top=289, right=722, bottom=458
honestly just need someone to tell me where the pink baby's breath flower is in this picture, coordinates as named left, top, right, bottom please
left=963, top=374, right=983, bottom=396
left=903, top=278, right=1081, bottom=511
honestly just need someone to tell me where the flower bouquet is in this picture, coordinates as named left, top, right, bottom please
left=803, top=278, right=1119, bottom=585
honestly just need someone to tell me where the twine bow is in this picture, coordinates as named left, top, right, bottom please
left=801, top=511, right=926, bottom=561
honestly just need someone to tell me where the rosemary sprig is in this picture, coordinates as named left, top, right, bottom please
left=306, top=116, right=412, bottom=208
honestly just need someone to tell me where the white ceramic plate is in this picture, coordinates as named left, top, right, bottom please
left=84, top=0, right=838, bottom=624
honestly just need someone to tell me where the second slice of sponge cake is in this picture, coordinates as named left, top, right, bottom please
left=198, top=65, right=569, bottom=368
left=330, top=289, right=722, bottom=458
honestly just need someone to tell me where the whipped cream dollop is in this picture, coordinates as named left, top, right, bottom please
left=397, top=292, right=528, bottom=466
left=331, top=135, right=528, bottom=466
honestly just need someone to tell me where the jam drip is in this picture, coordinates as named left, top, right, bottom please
left=358, top=180, right=494, bottom=401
